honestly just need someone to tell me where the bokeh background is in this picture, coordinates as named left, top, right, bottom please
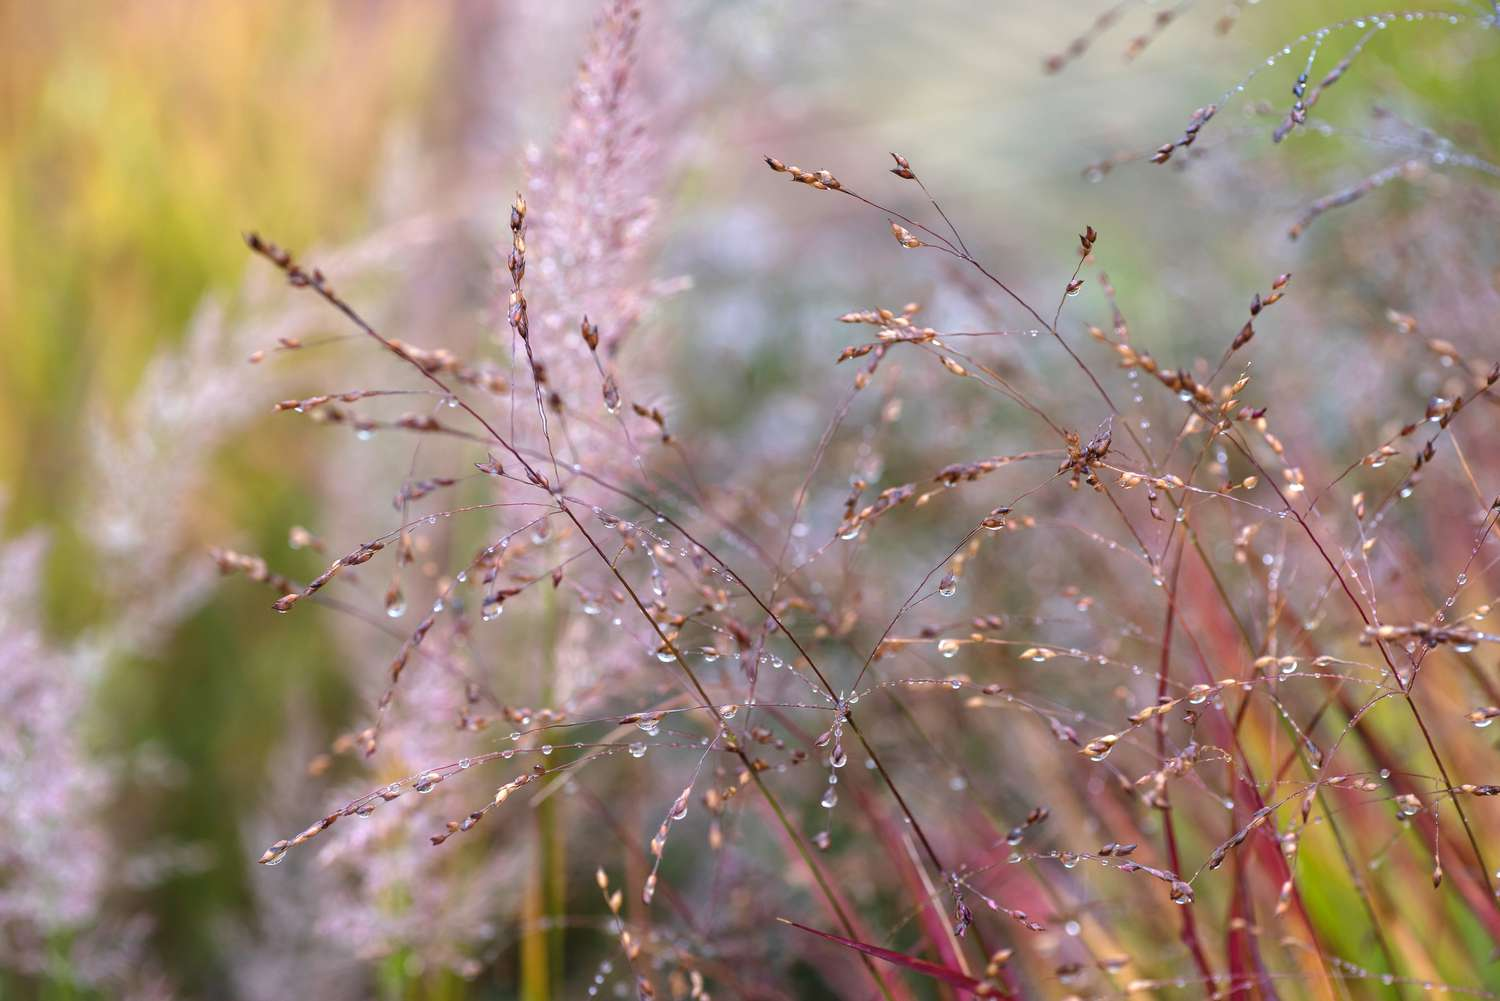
left=3, top=2, right=1499, bottom=998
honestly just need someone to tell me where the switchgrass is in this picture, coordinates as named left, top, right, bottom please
left=213, top=4, right=1500, bottom=999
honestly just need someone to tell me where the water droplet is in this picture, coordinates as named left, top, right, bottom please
left=820, top=787, right=839, bottom=809
left=629, top=742, right=647, bottom=758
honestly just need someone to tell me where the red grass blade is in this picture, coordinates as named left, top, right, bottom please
left=778, top=917, right=989, bottom=992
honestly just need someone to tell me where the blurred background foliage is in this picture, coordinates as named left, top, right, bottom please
left=1, top=1, right=451, bottom=622
left=2, top=1, right=1498, bottom=998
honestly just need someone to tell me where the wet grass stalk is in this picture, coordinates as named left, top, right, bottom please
left=243, top=230, right=909, bottom=999
left=232, top=19, right=1500, bottom=990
